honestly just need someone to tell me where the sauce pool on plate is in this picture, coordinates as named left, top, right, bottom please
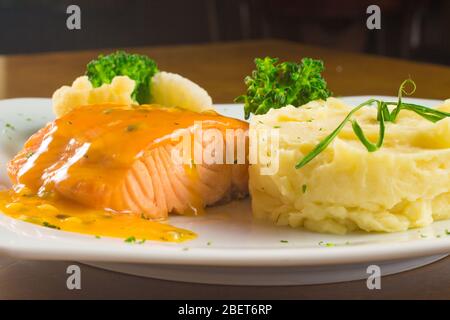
left=0, top=188, right=196, bottom=242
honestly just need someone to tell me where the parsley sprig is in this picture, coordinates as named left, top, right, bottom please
left=296, top=80, right=450, bottom=169
left=236, top=57, right=331, bottom=119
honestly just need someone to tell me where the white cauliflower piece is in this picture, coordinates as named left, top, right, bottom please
left=151, top=71, right=213, bottom=113
left=52, top=76, right=135, bottom=117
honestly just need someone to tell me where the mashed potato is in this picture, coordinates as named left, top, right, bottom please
left=249, top=98, right=450, bottom=234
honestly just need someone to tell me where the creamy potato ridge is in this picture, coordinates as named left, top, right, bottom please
left=250, top=98, right=450, bottom=234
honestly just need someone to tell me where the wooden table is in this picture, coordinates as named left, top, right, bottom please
left=0, top=40, right=449, bottom=299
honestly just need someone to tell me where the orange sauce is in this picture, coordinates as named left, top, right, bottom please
left=0, top=189, right=196, bottom=242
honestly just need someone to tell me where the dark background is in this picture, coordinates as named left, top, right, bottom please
left=0, top=0, right=449, bottom=65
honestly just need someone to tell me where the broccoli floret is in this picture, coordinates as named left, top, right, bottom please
left=86, top=51, right=158, bottom=104
left=235, top=57, right=332, bottom=119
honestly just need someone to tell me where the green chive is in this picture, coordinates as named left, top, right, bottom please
left=296, top=80, right=449, bottom=169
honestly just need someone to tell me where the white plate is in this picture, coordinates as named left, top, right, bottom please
left=0, top=97, right=449, bottom=285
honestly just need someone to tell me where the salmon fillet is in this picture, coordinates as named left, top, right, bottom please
left=8, top=104, right=249, bottom=220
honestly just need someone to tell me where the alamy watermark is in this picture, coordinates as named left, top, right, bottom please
left=66, top=264, right=81, bottom=290
left=66, top=5, right=81, bottom=30
left=169, top=123, right=280, bottom=175
left=366, top=5, right=381, bottom=30
left=366, top=264, right=381, bottom=290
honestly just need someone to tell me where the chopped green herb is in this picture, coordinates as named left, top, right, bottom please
left=302, top=184, right=307, bottom=194
left=319, top=241, right=335, bottom=247
left=95, top=235, right=101, bottom=239
left=280, top=240, right=288, bottom=243
left=124, top=236, right=136, bottom=243
left=273, top=125, right=281, bottom=128
left=5, top=123, right=15, bottom=130
left=42, top=221, right=60, bottom=230
left=182, top=247, right=189, bottom=251
left=420, top=234, right=428, bottom=238
left=55, top=214, right=70, bottom=220
left=126, top=124, right=139, bottom=132
left=445, top=229, right=450, bottom=235
left=25, top=152, right=35, bottom=159
left=138, top=239, right=146, bottom=244
left=207, top=241, right=212, bottom=246
left=140, top=213, right=150, bottom=220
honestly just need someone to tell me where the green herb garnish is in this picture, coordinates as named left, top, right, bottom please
left=296, top=80, right=450, bottom=169
left=319, top=241, right=335, bottom=247
left=42, top=221, right=60, bottom=230
left=124, top=236, right=136, bottom=243
left=126, top=124, right=139, bottom=132
left=5, top=123, right=15, bottom=130
left=25, top=152, right=35, bottom=159
left=236, top=57, right=331, bottom=119
left=302, top=184, right=307, bottom=194
left=280, top=240, right=288, bottom=243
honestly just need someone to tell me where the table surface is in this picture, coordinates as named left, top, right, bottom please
left=0, top=39, right=449, bottom=299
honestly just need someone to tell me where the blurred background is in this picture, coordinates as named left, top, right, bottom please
left=0, top=0, right=449, bottom=65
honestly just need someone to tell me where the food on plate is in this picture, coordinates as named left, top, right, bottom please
left=249, top=90, right=450, bottom=234
left=0, top=189, right=196, bottom=242
left=52, top=75, right=135, bottom=117
left=235, top=57, right=331, bottom=119
left=2, top=51, right=449, bottom=242
left=151, top=71, right=213, bottom=113
left=53, top=51, right=213, bottom=117
left=86, top=51, right=159, bottom=104
left=3, top=103, right=248, bottom=239
left=2, top=51, right=240, bottom=242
